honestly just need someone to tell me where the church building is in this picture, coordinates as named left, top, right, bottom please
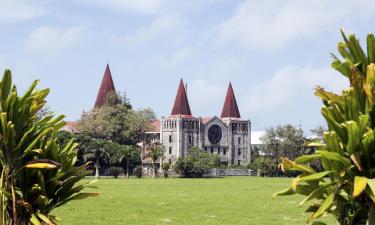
left=150, top=79, right=251, bottom=166
left=65, top=64, right=252, bottom=167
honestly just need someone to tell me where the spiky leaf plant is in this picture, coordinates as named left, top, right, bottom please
left=0, top=69, right=98, bottom=224
left=275, top=30, right=375, bottom=225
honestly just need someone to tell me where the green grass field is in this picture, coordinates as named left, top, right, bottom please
left=53, top=177, right=336, bottom=225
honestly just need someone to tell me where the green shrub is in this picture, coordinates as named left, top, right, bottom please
left=162, top=163, right=171, bottom=178
left=133, top=165, right=143, bottom=178
left=175, top=147, right=217, bottom=178
left=275, top=31, right=375, bottom=225
left=0, top=70, right=98, bottom=224
left=110, top=167, right=123, bottom=179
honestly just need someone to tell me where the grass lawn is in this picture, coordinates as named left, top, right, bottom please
left=53, top=177, right=336, bottom=225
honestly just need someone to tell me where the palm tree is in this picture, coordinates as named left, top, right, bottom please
left=84, top=139, right=110, bottom=178
left=116, top=145, right=140, bottom=178
left=147, top=142, right=165, bottom=178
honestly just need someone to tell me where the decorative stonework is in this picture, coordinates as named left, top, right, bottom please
left=143, top=80, right=252, bottom=167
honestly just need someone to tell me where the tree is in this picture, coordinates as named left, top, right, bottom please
left=133, top=166, right=143, bottom=178
left=78, top=92, right=151, bottom=145
left=261, top=124, right=304, bottom=160
left=36, top=105, right=51, bottom=119
left=276, top=31, right=375, bottom=224
left=147, top=142, right=165, bottom=178
left=57, top=130, right=74, bottom=146
left=248, top=156, right=277, bottom=176
left=310, top=125, right=326, bottom=142
left=110, top=167, right=123, bottom=179
left=83, top=139, right=110, bottom=178
left=0, top=70, right=97, bottom=224
left=115, top=145, right=140, bottom=178
left=260, top=124, right=304, bottom=176
left=175, top=147, right=218, bottom=178
left=138, top=107, right=157, bottom=120
left=250, top=145, right=261, bottom=162
left=162, top=163, right=171, bottom=178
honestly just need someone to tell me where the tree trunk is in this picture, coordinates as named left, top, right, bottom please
left=126, top=159, right=129, bottom=179
left=95, top=158, right=100, bottom=179
left=152, top=160, right=156, bottom=178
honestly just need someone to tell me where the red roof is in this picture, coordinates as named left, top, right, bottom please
left=201, top=117, right=213, bottom=124
left=148, top=119, right=160, bottom=133
left=63, top=121, right=79, bottom=133
left=94, top=64, right=116, bottom=108
left=171, top=79, right=192, bottom=116
left=221, top=82, right=241, bottom=118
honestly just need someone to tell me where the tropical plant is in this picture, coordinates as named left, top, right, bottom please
left=114, top=145, right=140, bottom=178
left=248, top=156, right=278, bottom=176
left=83, top=139, right=110, bottom=178
left=109, top=167, right=123, bottom=179
left=175, top=147, right=217, bottom=178
left=0, top=69, right=98, bottom=224
left=162, top=163, right=170, bottom=178
left=147, top=142, right=164, bottom=178
left=275, top=31, right=375, bottom=225
left=133, top=166, right=143, bottom=178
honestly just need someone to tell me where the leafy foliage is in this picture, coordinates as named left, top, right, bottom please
left=162, top=163, right=170, bottom=178
left=255, top=124, right=304, bottom=176
left=261, top=124, right=305, bottom=160
left=109, top=167, right=123, bottom=179
left=248, top=156, right=278, bottom=176
left=111, top=144, right=140, bottom=178
left=275, top=31, right=375, bottom=225
left=133, top=166, right=143, bottom=178
left=83, top=139, right=111, bottom=178
left=147, top=143, right=165, bottom=178
left=78, top=92, right=152, bottom=145
left=310, top=125, right=327, bottom=142
left=0, top=70, right=97, bottom=224
left=175, top=147, right=219, bottom=178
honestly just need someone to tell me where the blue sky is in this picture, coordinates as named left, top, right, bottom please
left=1, top=0, right=374, bottom=132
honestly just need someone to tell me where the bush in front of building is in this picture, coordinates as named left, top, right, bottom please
left=175, top=147, right=218, bottom=178
left=162, top=163, right=171, bottom=178
left=110, top=167, right=123, bottom=179
left=133, top=166, right=143, bottom=178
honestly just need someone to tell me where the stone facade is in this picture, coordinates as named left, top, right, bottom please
left=143, top=79, right=252, bottom=167
left=157, top=116, right=251, bottom=166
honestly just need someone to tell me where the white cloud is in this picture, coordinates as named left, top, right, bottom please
left=243, top=65, right=348, bottom=113
left=216, top=0, right=375, bottom=51
left=25, top=26, right=87, bottom=59
left=0, top=0, right=46, bottom=24
left=114, top=14, right=187, bottom=45
left=152, top=46, right=192, bottom=70
left=81, top=0, right=166, bottom=14
left=79, top=0, right=219, bottom=15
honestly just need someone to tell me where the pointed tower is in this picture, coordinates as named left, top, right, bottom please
left=171, top=79, right=192, bottom=116
left=94, top=64, right=116, bottom=108
left=221, top=82, right=241, bottom=118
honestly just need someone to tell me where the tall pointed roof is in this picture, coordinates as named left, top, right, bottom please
left=94, top=64, right=116, bottom=108
left=171, top=79, right=192, bottom=116
left=221, top=82, right=241, bottom=118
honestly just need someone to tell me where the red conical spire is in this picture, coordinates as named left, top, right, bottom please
left=171, top=79, right=192, bottom=116
left=221, top=82, right=241, bottom=118
left=94, top=64, right=116, bottom=108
